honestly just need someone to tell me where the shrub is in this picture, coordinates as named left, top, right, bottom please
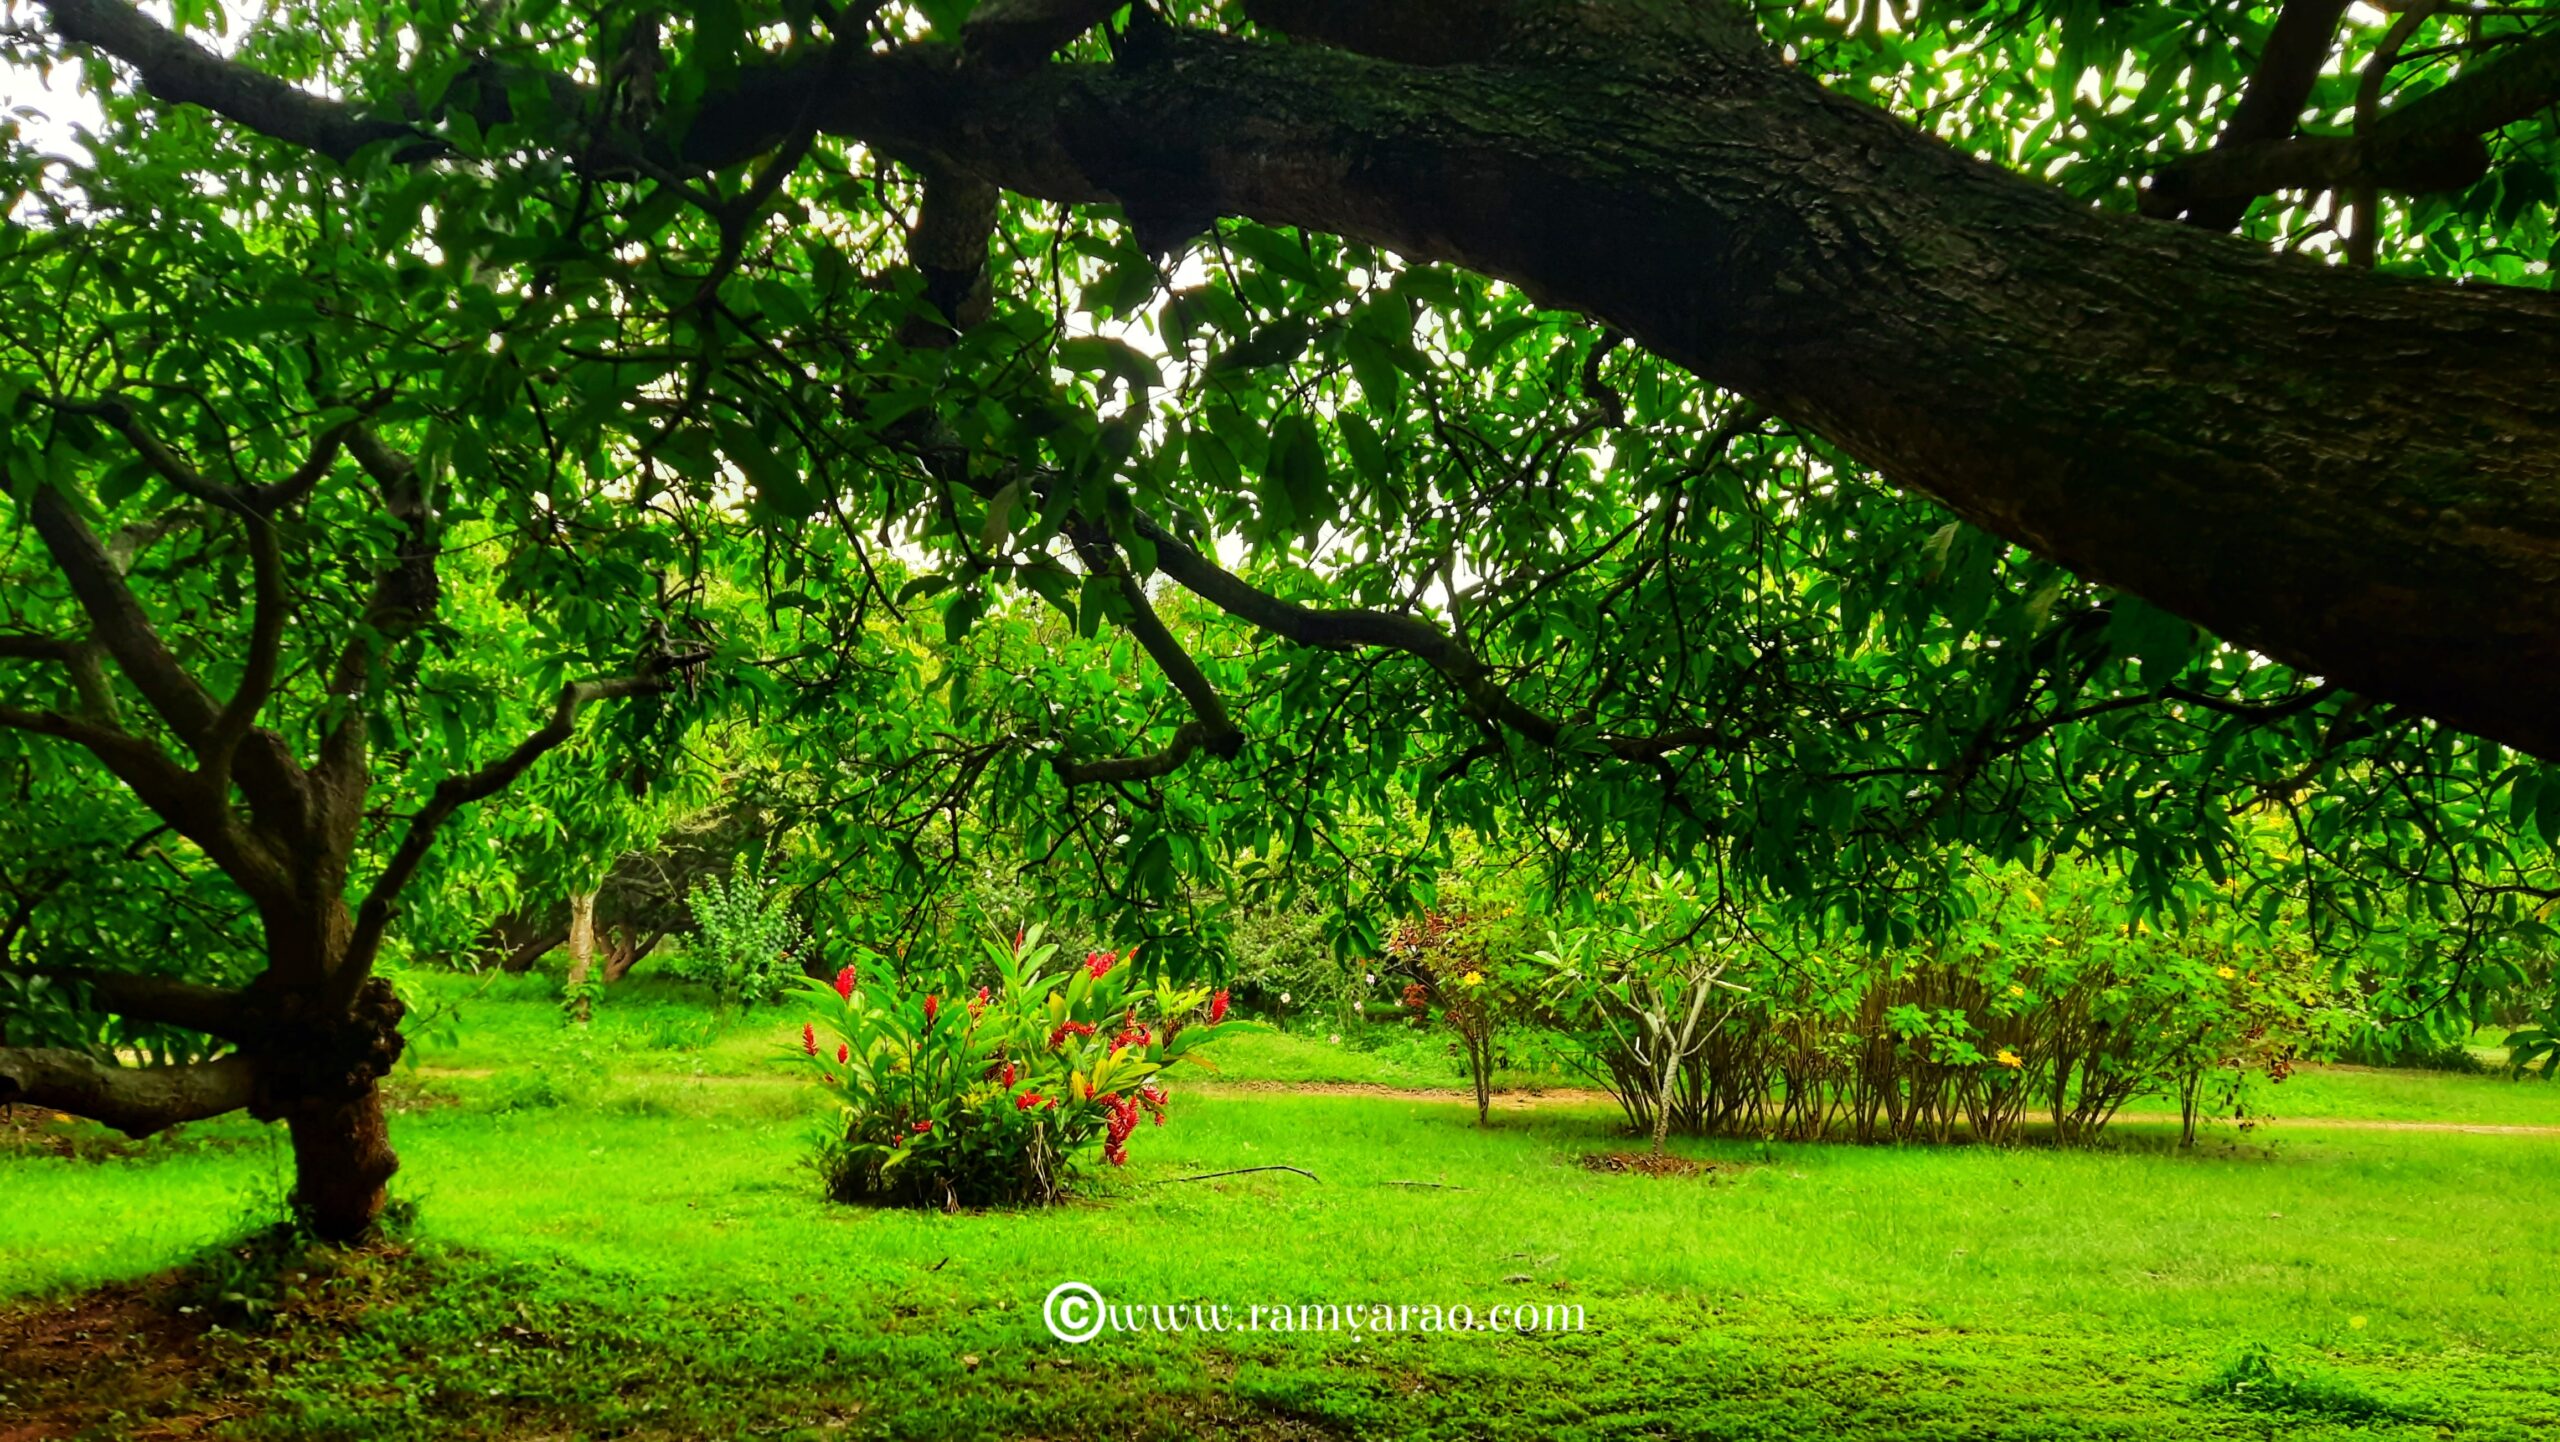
left=1385, top=907, right=1539, bottom=1125
left=1531, top=862, right=2345, bottom=1147
left=794, top=924, right=1228, bottom=1209
left=672, top=872, right=806, bottom=1017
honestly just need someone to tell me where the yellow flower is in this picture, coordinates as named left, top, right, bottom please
left=2006, top=984, right=2025, bottom=998
left=1995, top=1048, right=2024, bottom=1069
left=2216, top=965, right=2238, bottom=980
left=1460, top=971, right=1485, bottom=988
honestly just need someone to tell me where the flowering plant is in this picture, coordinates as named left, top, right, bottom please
left=793, top=924, right=1229, bottom=1208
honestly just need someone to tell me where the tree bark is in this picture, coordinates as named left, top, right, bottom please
left=283, top=1083, right=398, bottom=1243
left=564, top=888, right=598, bottom=1024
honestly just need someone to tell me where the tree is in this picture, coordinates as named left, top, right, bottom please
left=0, top=69, right=721, bottom=1235
left=10, top=0, right=2560, bottom=1236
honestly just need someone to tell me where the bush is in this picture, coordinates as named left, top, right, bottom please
left=794, top=924, right=1228, bottom=1209
left=671, top=872, right=805, bottom=1016
left=1385, top=907, right=1542, bottom=1125
left=1533, top=863, right=2346, bottom=1147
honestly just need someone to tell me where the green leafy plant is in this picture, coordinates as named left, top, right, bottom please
left=673, top=873, right=807, bottom=1018
left=1537, top=872, right=1748, bottom=1157
left=793, top=924, right=1228, bottom=1208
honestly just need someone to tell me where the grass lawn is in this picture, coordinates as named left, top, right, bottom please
left=4, top=968, right=2557, bottom=1440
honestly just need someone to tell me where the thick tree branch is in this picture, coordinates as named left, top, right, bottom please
left=316, top=426, right=438, bottom=808
left=0, top=1046, right=257, bottom=1138
left=36, top=0, right=417, bottom=162
left=25, top=486, right=221, bottom=746
left=0, top=964, right=256, bottom=1041
left=2147, top=22, right=2560, bottom=220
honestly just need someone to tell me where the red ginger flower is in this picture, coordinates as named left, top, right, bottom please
left=1086, top=950, right=1116, bottom=978
left=912, top=1119, right=933, bottom=1134
left=837, top=1042, right=850, bottom=1065
left=967, top=985, right=991, bottom=1022
left=1100, top=1091, right=1142, bottom=1166
left=834, top=966, right=857, bottom=1002
left=1046, top=1019, right=1097, bottom=1050
left=802, top=1022, right=819, bottom=1057
left=923, top=994, right=940, bottom=1029
left=1209, top=990, right=1230, bottom=1025
left=1015, top=1089, right=1044, bottom=1111
left=999, top=1060, right=1017, bottom=1087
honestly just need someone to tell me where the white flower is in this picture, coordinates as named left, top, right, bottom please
left=1280, top=991, right=1293, bottom=1004
left=1329, top=1033, right=1342, bottom=1045
left=1366, top=972, right=1377, bottom=985
left=1353, top=1000, right=1365, bottom=1013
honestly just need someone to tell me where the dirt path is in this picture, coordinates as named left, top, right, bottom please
left=404, top=1067, right=2560, bottom=1134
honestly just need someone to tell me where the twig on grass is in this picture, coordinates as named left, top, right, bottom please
left=1155, top=1165, right=1321, bottom=1185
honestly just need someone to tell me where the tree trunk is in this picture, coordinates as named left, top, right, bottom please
left=564, top=888, right=597, bottom=1024
left=284, top=1082, right=398, bottom=1243
left=602, top=924, right=662, bottom=983
left=1650, top=1058, right=1676, bottom=1160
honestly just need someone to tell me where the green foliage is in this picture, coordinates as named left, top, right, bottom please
left=673, top=873, right=806, bottom=1016
left=794, top=924, right=1226, bottom=1207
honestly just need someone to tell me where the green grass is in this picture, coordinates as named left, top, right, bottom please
left=5, top=971, right=2558, bottom=1439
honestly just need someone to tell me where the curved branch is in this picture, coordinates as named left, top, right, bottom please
left=0, top=1046, right=256, bottom=1137
left=36, top=0, right=418, bottom=162
left=25, top=486, right=220, bottom=747
left=340, top=662, right=703, bottom=986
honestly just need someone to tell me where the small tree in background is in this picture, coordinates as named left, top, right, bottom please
left=676, top=873, right=806, bottom=1019
left=1387, top=908, right=1536, bottom=1125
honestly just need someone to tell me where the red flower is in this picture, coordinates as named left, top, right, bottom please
left=802, top=1022, right=819, bottom=1057
left=967, top=985, right=992, bottom=1022
left=1016, top=1090, right=1043, bottom=1111
left=836, top=1042, right=850, bottom=1065
left=1046, top=1020, right=1097, bottom=1050
left=1101, top=1090, right=1142, bottom=1166
left=912, top=1119, right=934, bottom=1135
left=1013, top=926, right=1025, bottom=953
left=1086, top=950, right=1115, bottom=978
left=834, top=966, right=857, bottom=1002
left=1208, top=989, right=1230, bottom=1025
left=923, top=994, right=940, bottom=1029
left=999, top=1060, right=1017, bottom=1087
